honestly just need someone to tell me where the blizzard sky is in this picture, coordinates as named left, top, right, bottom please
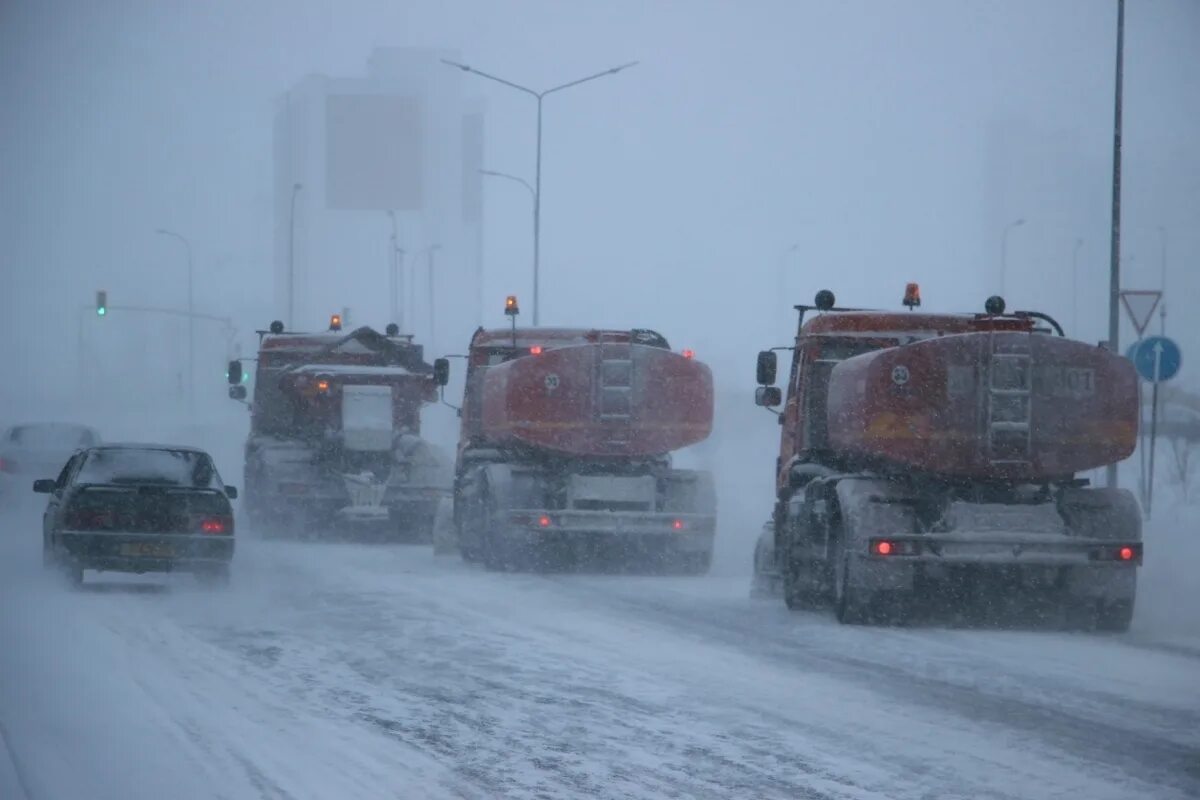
left=1, top=0, right=1197, bottom=421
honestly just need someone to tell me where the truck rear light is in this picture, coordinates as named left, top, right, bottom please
left=537, top=514, right=552, bottom=528
left=199, top=517, right=231, bottom=535
left=672, top=519, right=685, bottom=531
left=869, top=538, right=920, bottom=556
left=1119, top=546, right=1134, bottom=561
left=682, top=349, right=695, bottom=359
left=530, top=345, right=543, bottom=355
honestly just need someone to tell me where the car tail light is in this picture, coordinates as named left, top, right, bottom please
left=199, top=517, right=232, bottom=535
left=530, top=345, right=543, bottom=355
left=1091, top=543, right=1142, bottom=563
left=672, top=519, right=685, bottom=531
left=869, top=538, right=920, bottom=556
left=537, top=514, right=552, bottom=528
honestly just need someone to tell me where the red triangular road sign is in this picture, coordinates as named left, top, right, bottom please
left=1120, top=290, right=1162, bottom=337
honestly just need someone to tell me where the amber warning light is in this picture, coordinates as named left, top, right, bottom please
left=329, top=314, right=343, bottom=331
left=504, top=295, right=520, bottom=316
left=903, top=283, right=921, bottom=309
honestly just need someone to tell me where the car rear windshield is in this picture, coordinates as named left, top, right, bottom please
left=9, top=424, right=96, bottom=449
left=75, top=448, right=221, bottom=489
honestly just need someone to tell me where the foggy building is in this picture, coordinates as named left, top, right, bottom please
left=274, top=47, right=485, bottom=353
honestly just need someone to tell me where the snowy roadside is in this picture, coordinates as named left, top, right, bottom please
left=0, top=720, right=29, bottom=800
left=1135, top=502, right=1200, bottom=647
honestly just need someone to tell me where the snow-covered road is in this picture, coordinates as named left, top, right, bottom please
left=2, top=511, right=1197, bottom=800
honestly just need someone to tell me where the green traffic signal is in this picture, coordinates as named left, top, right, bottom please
left=96, top=290, right=108, bottom=316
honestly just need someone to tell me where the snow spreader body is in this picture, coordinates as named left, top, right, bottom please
left=752, top=289, right=1142, bottom=629
left=228, top=320, right=450, bottom=540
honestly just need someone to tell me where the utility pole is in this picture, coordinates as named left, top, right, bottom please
left=1071, top=238, right=1084, bottom=335
left=1106, top=0, right=1125, bottom=490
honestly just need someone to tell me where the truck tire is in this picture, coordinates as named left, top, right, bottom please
left=834, top=555, right=870, bottom=624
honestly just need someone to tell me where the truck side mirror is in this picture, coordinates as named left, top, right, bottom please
left=229, top=385, right=248, bottom=401
left=433, top=358, right=450, bottom=387
left=32, top=479, right=56, bottom=494
left=756, top=351, right=777, bottom=386
left=755, top=386, right=782, bottom=407
left=227, top=360, right=243, bottom=385
left=224, top=486, right=239, bottom=499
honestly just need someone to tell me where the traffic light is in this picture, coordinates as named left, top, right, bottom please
left=96, top=290, right=107, bottom=316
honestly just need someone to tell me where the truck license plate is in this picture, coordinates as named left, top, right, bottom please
left=121, top=542, right=174, bottom=558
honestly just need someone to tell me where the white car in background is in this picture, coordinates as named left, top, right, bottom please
left=0, top=422, right=102, bottom=506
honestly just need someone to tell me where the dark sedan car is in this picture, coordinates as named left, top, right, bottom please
left=36, top=443, right=237, bottom=586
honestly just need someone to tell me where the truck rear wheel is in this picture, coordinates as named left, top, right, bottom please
left=834, top=556, right=870, bottom=624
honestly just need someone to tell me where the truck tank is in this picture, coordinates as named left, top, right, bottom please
left=448, top=318, right=718, bottom=575
left=826, top=330, right=1138, bottom=480
left=479, top=342, right=713, bottom=458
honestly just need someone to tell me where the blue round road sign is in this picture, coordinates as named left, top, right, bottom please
left=1130, top=336, right=1182, bottom=382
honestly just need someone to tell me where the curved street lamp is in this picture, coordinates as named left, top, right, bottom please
left=444, top=58, right=639, bottom=325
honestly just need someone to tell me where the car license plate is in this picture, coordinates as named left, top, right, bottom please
left=121, top=542, right=174, bottom=558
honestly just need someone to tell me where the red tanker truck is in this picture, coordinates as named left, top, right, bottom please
left=752, top=286, right=1143, bottom=629
left=434, top=297, right=717, bottom=573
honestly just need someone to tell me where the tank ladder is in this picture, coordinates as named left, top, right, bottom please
left=596, top=334, right=634, bottom=445
left=985, top=333, right=1033, bottom=466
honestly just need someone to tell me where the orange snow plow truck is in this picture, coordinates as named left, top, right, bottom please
left=433, top=297, right=717, bottom=573
left=752, top=287, right=1142, bottom=629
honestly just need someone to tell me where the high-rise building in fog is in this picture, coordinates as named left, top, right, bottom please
left=274, top=47, right=485, bottom=352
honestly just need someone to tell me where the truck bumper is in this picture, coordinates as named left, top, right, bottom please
left=846, top=534, right=1140, bottom=599
left=505, top=509, right=716, bottom=552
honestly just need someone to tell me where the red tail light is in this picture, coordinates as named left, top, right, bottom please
left=1118, top=546, right=1135, bottom=561
left=0, top=457, right=14, bottom=473
left=672, top=519, right=685, bottom=531
left=869, top=538, right=919, bottom=556
left=537, top=515, right=552, bottom=528
left=874, top=540, right=894, bottom=555
left=530, top=345, right=543, bottom=355
left=1091, top=543, right=1142, bottom=563
left=199, top=517, right=231, bottom=535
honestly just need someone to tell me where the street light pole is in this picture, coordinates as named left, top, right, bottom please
left=155, top=228, right=194, bottom=414
left=288, top=183, right=303, bottom=328
left=479, top=169, right=537, bottom=294
left=443, top=58, right=639, bottom=326
left=1106, top=0, right=1126, bottom=489
left=1000, top=218, right=1025, bottom=299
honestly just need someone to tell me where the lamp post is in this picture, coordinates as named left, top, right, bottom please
left=443, top=58, right=639, bottom=325
left=778, top=243, right=800, bottom=336
left=155, top=227, right=195, bottom=413
left=288, top=183, right=303, bottom=328
left=1000, top=218, right=1025, bottom=299
left=1106, top=0, right=1126, bottom=489
left=479, top=169, right=536, bottom=299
